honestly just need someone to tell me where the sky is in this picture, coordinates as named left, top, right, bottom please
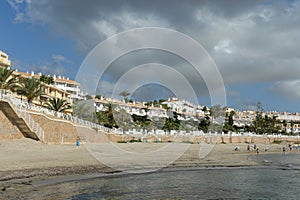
left=1, top=0, right=300, bottom=112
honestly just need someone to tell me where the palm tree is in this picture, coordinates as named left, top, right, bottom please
left=282, top=120, right=287, bottom=134
left=40, top=75, right=54, bottom=85
left=17, top=77, right=44, bottom=103
left=0, top=67, right=18, bottom=93
left=119, top=90, right=130, bottom=103
left=44, top=97, right=71, bottom=113
left=96, top=103, right=118, bottom=128
left=73, top=100, right=96, bottom=121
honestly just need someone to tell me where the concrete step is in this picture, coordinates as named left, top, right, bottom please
left=0, top=101, right=40, bottom=141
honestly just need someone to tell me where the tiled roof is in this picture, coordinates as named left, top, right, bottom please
left=13, top=71, right=79, bottom=85
left=54, top=78, right=79, bottom=85
left=13, top=71, right=71, bottom=95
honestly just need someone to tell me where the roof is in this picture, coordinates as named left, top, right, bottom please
left=54, top=78, right=79, bottom=85
left=94, top=99, right=166, bottom=111
left=13, top=71, right=71, bottom=95
left=13, top=71, right=79, bottom=85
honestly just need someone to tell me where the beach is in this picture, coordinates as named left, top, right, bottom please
left=0, top=138, right=298, bottom=199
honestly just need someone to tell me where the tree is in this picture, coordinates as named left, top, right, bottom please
left=223, top=111, right=235, bottom=133
left=95, top=94, right=103, bottom=99
left=85, top=95, right=93, bottom=100
left=210, top=105, right=225, bottom=126
left=132, top=106, right=152, bottom=131
left=119, top=91, right=130, bottom=103
left=163, top=117, right=180, bottom=132
left=114, top=108, right=134, bottom=131
left=162, top=112, right=181, bottom=132
left=251, top=102, right=281, bottom=134
left=282, top=120, right=287, bottom=134
left=40, top=75, right=54, bottom=85
left=132, top=114, right=151, bottom=128
left=96, top=103, right=118, bottom=128
left=159, top=99, right=166, bottom=103
left=228, top=111, right=235, bottom=127
left=161, top=103, right=169, bottom=110
left=73, top=100, right=97, bottom=122
left=252, top=102, right=265, bottom=134
left=17, top=77, right=44, bottom=103
left=290, top=120, right=295, bottom=134
left=44, top=97, right=72, bottom=113
left=0, top=67, right=18, bottom=93
left=198, top=116, right=210, bottom=133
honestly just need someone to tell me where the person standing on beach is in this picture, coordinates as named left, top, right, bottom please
left=250, top=144, right=254, bottom=152
left=256, top=147, right=259, bottom=155
left=247, top=144, right=250, bottom=152
left=283, top=147, right=286, bottom=155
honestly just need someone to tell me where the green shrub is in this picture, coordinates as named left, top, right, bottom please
left=117, top=141, right=127, bottom=143
left=129, top=139, right=141, bottom=143
left=182, top=141, right=193, bottom=144
left=272, top=140, right=282, bottom=144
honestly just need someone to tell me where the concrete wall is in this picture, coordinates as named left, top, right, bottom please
left=28, top=111, right=109, bottom=144
left=0, top=110, right=23, bottom=140
left=2, top=109, right=299, bottom=144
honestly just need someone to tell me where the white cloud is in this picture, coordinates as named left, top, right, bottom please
left=7, top=0, right=300, bottom=102
left=270, top=80, right=300, bottom=100
left=52, top=55, right=66, bottom=62
left=97, top=80, right=114, bottom=97
left=213, top=40, right=233, bottom=54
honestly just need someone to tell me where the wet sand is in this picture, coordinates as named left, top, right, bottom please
left=0, top=138, right=297, bottom=199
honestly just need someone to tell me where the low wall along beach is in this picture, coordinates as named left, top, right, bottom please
left=1, top=108, right=300, bottom=144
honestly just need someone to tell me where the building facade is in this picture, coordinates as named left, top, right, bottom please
left=13, top=71, right=72, bottom=105
left=0, top=50, right=11, bottom=67
left=94, top=97, right=168, bottom=118
left=52, top=74, right=85, bottom=101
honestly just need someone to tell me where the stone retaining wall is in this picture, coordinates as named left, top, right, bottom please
left=28, top=112, right=109, bottom=144
left=0, top=110, right=23, bottom=140
left=2, top=109, right=300, bottom=144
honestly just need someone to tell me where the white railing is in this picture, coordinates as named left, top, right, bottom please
left=0, top=89, right=119, bottom=135
left=0, top=90, right=44, bottom=141
left=2, top=90, right=300, bottom=138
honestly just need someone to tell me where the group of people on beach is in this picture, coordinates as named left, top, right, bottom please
left=242, top=143, right=296, bottom=155
left=234, top=144, right=261, bottom=155
left=246, top=144, right=261, bottom=155
left=283, top=144, right=294, bottom=155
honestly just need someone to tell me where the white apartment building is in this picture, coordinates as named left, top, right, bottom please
left=233, top=110, right=255, bottom=127
left=94, top=97, right=168, bottom=118
left=13, top=70, right=85, bottom=101
left=162, top=97, right=205, bottom=121
left=53, top=74, right=85, bottom=101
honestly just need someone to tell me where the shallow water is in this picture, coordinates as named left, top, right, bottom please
left=15, top=154, right=299, bottom=199
left=67, top=154, right=300, bottom=199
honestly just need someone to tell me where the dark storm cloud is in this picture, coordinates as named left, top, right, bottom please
left=8, top=0, right=300, bottom=101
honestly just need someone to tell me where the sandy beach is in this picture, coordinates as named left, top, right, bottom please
left=0, top=138, right=298, bottom=198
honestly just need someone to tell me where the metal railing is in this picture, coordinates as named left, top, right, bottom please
left=0, top=89, right=117, bottom=135
left=2, top=90, right=300, bottom=138
left=0, top=90, right=44, bottom=141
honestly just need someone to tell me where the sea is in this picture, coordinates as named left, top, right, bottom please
left=21, top=153, right=299, bottom=199
left=68, top=154, right=300, bottom=199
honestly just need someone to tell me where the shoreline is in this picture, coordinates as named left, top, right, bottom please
left=0, top=138, right=298, bottom=198
left=1, top=155, right=297, bottom=199
left=0, top=139, right=296, bottom=176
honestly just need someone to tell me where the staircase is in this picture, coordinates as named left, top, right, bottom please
left=0, top=91, right=44, bottom=141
